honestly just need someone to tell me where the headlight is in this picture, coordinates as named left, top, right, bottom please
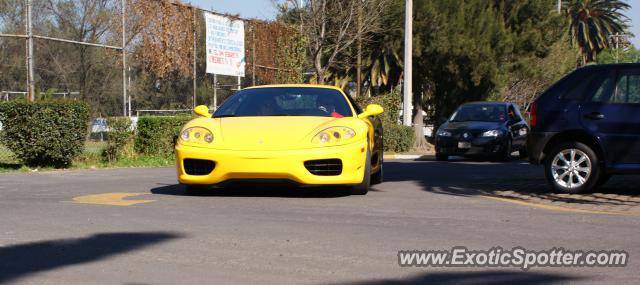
left=313, top=127, right=356, bottom=144
left=180, top=127, right=214, bottom=144
left=481, top=130, right=502, bottom=137
left=437, top=130, right=452, bottom=137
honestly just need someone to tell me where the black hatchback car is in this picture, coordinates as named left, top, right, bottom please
left=528, top=63, right=640, bottom=193
left=435, top=102, right=529, bottom=161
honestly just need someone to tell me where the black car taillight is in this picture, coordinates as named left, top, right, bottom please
left=530, top=101, right=538, bottom=128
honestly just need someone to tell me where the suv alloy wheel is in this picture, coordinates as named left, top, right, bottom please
left=544, top=142, right=601, bottom=194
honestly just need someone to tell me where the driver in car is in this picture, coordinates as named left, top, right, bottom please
left=317, top=96, right=344, bottom=118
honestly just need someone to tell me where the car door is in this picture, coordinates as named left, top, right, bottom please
left=507, top=104, right=528, bottom=148
left=580, top=67, right=640, bottom=165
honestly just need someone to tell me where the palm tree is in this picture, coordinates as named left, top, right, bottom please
left=564, top=0, right=631, bottom=64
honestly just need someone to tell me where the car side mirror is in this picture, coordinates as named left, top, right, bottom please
left=194, top=105, right=212, bottom=118
left=358, top=104, right=384, bottom=119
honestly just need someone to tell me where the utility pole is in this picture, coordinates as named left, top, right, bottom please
left=192, top=8, right=197, bottom=108
left=26, top=0, right=35, bottom=101
left=608, top=33, right=631, bottom=64
left=402, top=0, right=413, bottom=126
left=122, top=0, right=127, bottom=116
left=356, top=2, right=362, bottom=98
left=557, top=0, right=561, bottom=13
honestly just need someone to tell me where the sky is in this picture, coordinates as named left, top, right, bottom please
left=189, top=0, right=640, bottom=47
left=187, top=0, right=278, bottom=20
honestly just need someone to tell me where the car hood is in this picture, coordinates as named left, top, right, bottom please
left=442, top=121, right=503, bottom=131
left=217, top=116, right=338, bottom=150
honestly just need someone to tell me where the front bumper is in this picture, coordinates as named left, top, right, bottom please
left=436, top=136, right=507, bottom=156
left=175, top=142, right=368, bottom=186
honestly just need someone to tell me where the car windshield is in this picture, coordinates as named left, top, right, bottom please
left=449, top=104, right=507, bottom=122
left=213, top=87, right=354, bottom=118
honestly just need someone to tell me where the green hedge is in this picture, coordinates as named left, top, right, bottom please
left=103, top=117, right=135, bottom=162
left=0, top=100, right=89, bottom=167
left=135, top=116, right=192, bottom=155
left=356, top=87, right=414, bottom=152
left=384, top=124, right=415, bottom=153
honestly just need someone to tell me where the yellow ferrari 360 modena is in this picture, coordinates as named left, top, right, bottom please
left=175, top=84, right=384, bottom=195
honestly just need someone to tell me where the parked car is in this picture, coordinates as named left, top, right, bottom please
left=435, top=102, right=529, bottom=161
left=528, top=63, right=640, bottom=193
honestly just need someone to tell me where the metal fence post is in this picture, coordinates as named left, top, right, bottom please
left=122, top=0, right=127, bottom=116
left=192, top=7, right=197, bottom=108
left=26, top=0, right=35, bottom=102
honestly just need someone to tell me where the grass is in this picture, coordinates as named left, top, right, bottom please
left=0, top=141, right=176, bottom=173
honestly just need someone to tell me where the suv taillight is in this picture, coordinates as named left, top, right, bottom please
left=530, top=101, right=538, bottom=128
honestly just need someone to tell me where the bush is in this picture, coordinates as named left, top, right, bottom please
left=356, top=87, right=414, bottom=152
left=354, top=86, right=402, bottom=126
left=384, top=124, right=415, bottom=153
left=135, top=116, right=192, bottom=155
left=102, top=117, right=135, bottom=162
left=0, top=100, right=89, bottom=167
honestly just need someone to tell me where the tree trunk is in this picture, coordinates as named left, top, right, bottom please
left=314, top=53, right=325, bottom=84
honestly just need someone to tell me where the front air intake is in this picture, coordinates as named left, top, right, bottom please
left=184, top=159, right=215, bottom=175
left=304, top=159, right=343, bottom=176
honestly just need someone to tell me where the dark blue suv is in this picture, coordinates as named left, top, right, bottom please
left=528, top=63, right=640, bottom=193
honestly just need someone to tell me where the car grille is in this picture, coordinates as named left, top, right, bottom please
left=450, top=130, right=485, bottom=140
left=304, top=159, right=343, bottom=176
left=184, top=159, right=216, bottom=175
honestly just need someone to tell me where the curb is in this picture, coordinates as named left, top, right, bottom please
left=383, top=154, right=429, bottom=160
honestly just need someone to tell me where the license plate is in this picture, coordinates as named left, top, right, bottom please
left=458, top=142, right=471, bottom=149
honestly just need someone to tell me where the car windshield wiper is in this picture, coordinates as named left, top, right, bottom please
left=213, top=114, right=238, bottom=118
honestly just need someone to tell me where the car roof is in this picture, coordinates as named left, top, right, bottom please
left=244, top=84, right=344, bottom=92
left=577, top=63, right=640, bottom=71
left=462, top=101, right=512, bottom=107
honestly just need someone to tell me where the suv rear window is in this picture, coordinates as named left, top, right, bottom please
left=560, top=72, right=600, bottom=101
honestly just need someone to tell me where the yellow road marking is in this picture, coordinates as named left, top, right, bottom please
left=72, top=192, right=155, bottom=206
left=482, top=195, right=637, bottom=216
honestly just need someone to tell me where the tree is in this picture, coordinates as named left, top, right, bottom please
left=277, top=0, right=389, bottom=85
left=564, top=0, right=631, bottom=64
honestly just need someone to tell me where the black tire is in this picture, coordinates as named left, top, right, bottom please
left=544, top=141, right=601, bottom=194
left=436, top=153, right=448, bottom=161
left=519, top=147, right=528, bottom=159
left=371, top=152, right=383, bottom=185
left=351, top=147, right=371, bottom=195
left=496, top=138, right=512, bottom=161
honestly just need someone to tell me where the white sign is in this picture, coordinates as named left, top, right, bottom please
left=204, top=13, right=245, bottom=77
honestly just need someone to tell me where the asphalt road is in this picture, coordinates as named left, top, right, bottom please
left=0, top=159, right=639, bottom=285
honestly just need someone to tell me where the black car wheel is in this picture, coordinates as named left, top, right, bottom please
left=371, top=136, right=384, bottom=185
left=495, top=138, right=512, bottom=161
left=544, top=142, right=601, bottom=194
left=518, top=147, right=528, bottom=159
